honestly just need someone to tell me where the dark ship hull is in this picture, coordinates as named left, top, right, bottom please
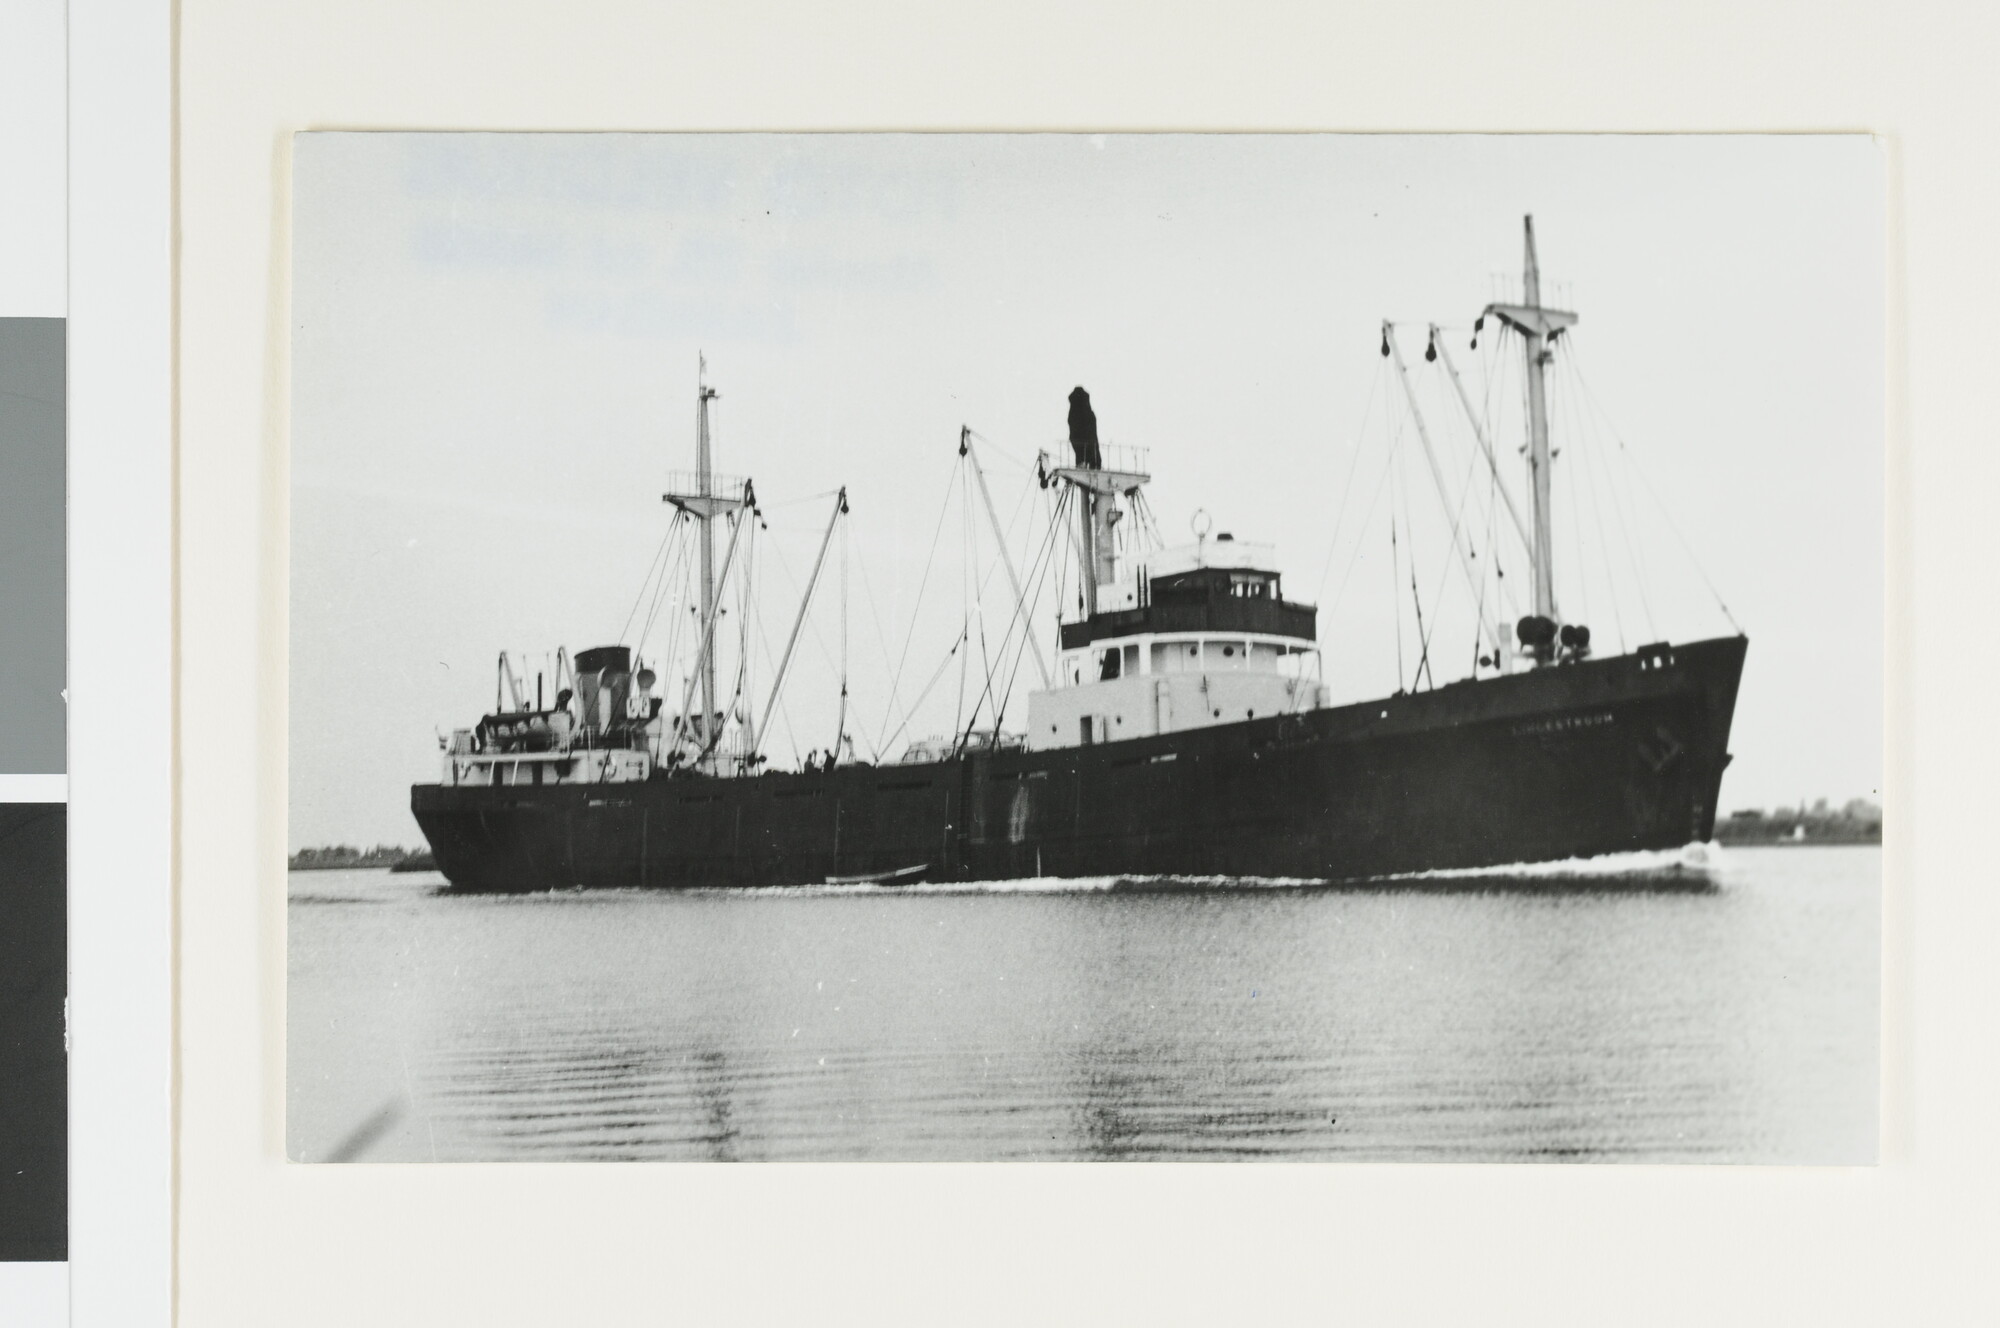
left=411, top=635, right=1745, bottom=892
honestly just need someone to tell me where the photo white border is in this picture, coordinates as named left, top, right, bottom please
left=176, top=1, right=1964, bottom=1324
left=69, top=1, right=175, bottom=1325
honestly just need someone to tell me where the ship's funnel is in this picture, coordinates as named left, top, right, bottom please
left=1067, top=386, right=1101, bottom=469
left=573, top=645, right=632, bottom=732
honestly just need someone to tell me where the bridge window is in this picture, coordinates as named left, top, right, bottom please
left=1229, top=573, right=1275, bottom=600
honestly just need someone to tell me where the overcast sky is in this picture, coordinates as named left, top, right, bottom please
left=290, top=133, right=1882, bottom=850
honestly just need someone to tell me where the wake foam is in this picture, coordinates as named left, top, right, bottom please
left=733, top=843, right=1730, bottom=896
left=449, top=843, right=1731, bottom=901
left=1376, top=840, right=1729, bottom=885
left=688, top=873, right=1334, bottom=899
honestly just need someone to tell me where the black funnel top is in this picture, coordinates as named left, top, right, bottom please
left=574, top=645, right=631, bottom=675
left=1067, top=387, right=1101, bottom=470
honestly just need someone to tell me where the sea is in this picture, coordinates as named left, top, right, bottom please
left=287, top=844, right=1878, bottom=1164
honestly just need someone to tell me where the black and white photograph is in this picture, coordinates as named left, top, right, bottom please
left=287, top=132, right=1881, bottom=1163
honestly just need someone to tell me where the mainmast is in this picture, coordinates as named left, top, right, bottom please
left=664, top=354, right=749, bottom=771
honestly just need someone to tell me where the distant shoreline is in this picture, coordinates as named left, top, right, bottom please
left=1714, top=811, right=1880, bottom=847
left=288, top=846, right=435, bottom=873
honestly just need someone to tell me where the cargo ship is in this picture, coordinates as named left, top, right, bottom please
left=411, top=219, right=1747, bottom=890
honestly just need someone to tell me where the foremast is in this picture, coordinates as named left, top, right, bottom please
left=1480, top=216, right=1577, bottom=663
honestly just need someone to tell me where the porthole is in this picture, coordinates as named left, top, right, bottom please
left=1213, top=709, right=1221, bottom=718
left=1246, top=709, right=1254, bottom=718
left=1222, top=645, right=1235, bottom=658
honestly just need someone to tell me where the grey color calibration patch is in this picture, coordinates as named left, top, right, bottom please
left=0, top=318, right=65, bottom=773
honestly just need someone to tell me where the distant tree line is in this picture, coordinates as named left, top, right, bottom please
left=1716, top=798, right=1881, bottom=845
left=288, top=844, right=435, bottom=871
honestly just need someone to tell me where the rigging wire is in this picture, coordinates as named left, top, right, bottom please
left=619, top=520, right=679, bottom=646
left=964, top=452, right=1068, bottom=737
left=852, top=554, right=903, bottom=755
left=1439, top=326, right=1521, bottom=658
left=1389, top=328, right=1503, bottom=644
left=1393, top=435, right=1435, bottom=691
left=751, top=501, right=873, bottom=764
left=961, top=425, right=1041, bottom=474
left=737, top=515, right=758, bottom=767
left=1324, top=404, right=1405, bottom=628
left=961, top=440, right=1046, bottom=735
left=681, top=514, right=756, bottom=771
left=1410, top=557, right=1434, bottom=691
left=1552, top=361, right=1593, bottom=633
left=1473, top=458, right=1498, bottom=675
left=1484, top=328, right=1530, bottom=630
left=1390, top=451, right=1405, bottom=692
left=875, top=460, right=963, bottom=756
left=1404, top=350, right=1506, bottom=678
left=1558, top=351, right=1657, bottom=640
left=1132, top=489, right=1168, bottom=556
left=878, top=630, right=968, bottom=756
left=963, top=492, right=1001, bottom=750
left=703, top=614, right=754, bottom=771
left=990, top=522, right=1065, bottom=736
left=1052, top=483, right=1073, bottom=658
left=974, top=484, right=1072, bottom=746
left=759, top=488, right=844, bottom=509
left=951, top=459, right=1040, bottom=734
left=1510, top=328, right=1538, bottom=601
left=955, top=458, right=972, bottom=742
left=1567, top=359, right=1630, bottom=653
left=635, top=515, right=693, bottom=665
left=663, top=533, right=698, bottom=718
left=747, top=571, right=803, bottom=769
left=1563, top=342, right=1744, bottom=632
left=1312, top=358, right=1385, bottom=607
left=1412, top=414, right=1486, bottom=683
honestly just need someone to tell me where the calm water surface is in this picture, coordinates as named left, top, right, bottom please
left=288, top=845, right=1877, bottom=1162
